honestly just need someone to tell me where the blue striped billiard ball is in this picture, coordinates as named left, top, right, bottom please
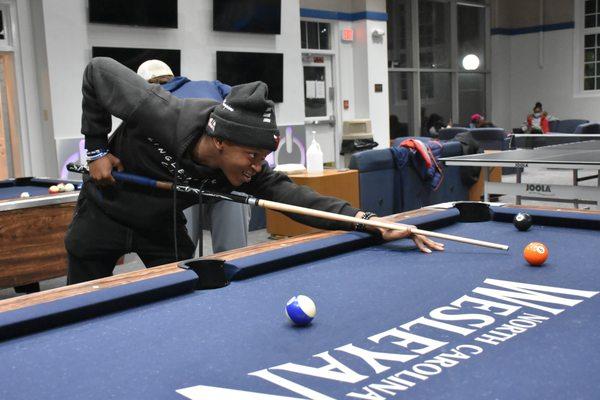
left=285, top=295, right=317, bottom=326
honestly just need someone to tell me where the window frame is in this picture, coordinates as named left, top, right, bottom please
left=300, top=20, right=332, bottom=51
left=387, top=0, right=490, bottom=132
left=0, top=3, right=13, bottom=51
left=574, top=0, right=600, bottom=96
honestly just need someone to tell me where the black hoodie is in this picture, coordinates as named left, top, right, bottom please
left=80, top=58, right=359, bottom=232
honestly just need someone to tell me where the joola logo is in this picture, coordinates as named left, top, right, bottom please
left=208, top=117, right=216, bottom=131
left=526, top=184, right=551, bottom=193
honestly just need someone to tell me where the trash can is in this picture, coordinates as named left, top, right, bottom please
left=340, top=120, right=378, bottom=167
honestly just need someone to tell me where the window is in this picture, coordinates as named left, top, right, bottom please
left=419, top=0, right=451, bottom=69
left=387, top=0, right=412, bottom=68
left=458, top=3, right=486, bottom=125
left=583, top=33, right=600, bottom=90
left=458, top=4, right=485, bottom=71
left=459, top=73, right=486, bottom=126
left=583, top=0, right=600, bottom=91
left=421, top=72, right=452, bottom=134
left=579, top=0, right=600, bottom=92
left=0, top=10, right=4, bottom=40
left=300, top=21, right=330, bottom=50
left=389, top=72, right=414, bottom=138
left=387, top=0, right=489, bottom=135
left=585, top=0, right=600, bottom=28
left=303, top=66, right=327, bottom=117
left=0, top=5, right=10, bottom=47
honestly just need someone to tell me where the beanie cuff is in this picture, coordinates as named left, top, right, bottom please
left=208, top=113, right=280, bottom=151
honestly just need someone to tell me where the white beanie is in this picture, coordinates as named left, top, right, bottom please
left=136, top=59, right=174, bottom=81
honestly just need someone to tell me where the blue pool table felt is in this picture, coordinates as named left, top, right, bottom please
left=0, top=178, right=81, bottom=200
left=0, top=208, right=598, bottom=399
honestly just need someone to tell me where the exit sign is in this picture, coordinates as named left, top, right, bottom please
left=342, top=28, right=354, bottom=42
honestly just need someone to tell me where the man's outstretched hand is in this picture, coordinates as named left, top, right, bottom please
left=355, top=212, right=445, bottom=253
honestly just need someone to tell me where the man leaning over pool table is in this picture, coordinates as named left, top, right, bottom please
left=65, top=57, right=444, bottom=284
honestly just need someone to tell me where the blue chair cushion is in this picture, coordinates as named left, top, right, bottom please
left=553, top=119, right=589, bottom=133
left=438, top=127, right=470, bottom=141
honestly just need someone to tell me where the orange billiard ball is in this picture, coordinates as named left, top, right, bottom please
left=523, top=242, right=548, bottom=266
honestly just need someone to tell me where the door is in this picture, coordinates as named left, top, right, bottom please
left=302, top=54, right=336, bottom=164
left=0, top=52, right=21, bottom=179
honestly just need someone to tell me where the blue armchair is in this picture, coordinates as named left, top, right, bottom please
left=348, top=149, right=396, bottom=217
left=573, top=122, right=600, bottom=134
left=350, top=140, right=471, bottom=215
left=467, top=128, right=510, bottom=151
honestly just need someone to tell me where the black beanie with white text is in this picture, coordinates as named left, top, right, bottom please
left=206, top=81, right=280, bottom=151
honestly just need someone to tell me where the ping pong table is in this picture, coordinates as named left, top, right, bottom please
left=510, top=133, right=600, bottom=149
left=441, top=141, right=600, bottom=208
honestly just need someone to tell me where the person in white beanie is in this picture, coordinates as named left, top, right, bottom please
left=136, top=59, right=174, bottom=83
left=137, top=59, right=250, bottom=255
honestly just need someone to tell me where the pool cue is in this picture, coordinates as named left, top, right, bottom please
left=67, top=163, right=509, bottom=251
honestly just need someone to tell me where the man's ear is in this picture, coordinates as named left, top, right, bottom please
left=212, top=136, right=225, bottom=151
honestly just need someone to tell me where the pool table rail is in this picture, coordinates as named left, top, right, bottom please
left=0, top=208, right=442, bottom=314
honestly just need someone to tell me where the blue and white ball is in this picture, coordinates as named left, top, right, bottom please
left=285, top=295, right=317, bottom=326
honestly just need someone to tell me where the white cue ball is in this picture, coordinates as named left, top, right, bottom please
left=64, top=183, right=75, bottom=192
left=20, top=192, right=30, bottom=198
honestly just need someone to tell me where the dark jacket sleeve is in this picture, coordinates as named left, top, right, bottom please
left=242, top=164, right=361, bottom=231
left=81, top=57, right=216, bottom=160
left=81, top=57, right=153, bottom=152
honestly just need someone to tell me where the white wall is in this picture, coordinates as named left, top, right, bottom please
left=352, top=20, right=370, bottom=121
left=489, top=34, right=511, bottom=130
left=491, top=28, right=600, bottom=129
left=34, top=0, right=304, bottom=174
left=19, top=0, right=391, bottom=175
left=365, top=19, right=389, bottom=148
left=345, top=9, right=390, bottom=149
left=12, top=0, right=57, bottom=176
left=338, top=20, right=357, bottom=123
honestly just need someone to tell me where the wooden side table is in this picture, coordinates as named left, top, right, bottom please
left=468, top=151, right=502, bottom=201
left=266, top=169, right=360, bottom=237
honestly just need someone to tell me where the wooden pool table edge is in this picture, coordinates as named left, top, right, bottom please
left=1, top=205, right=595, bottom=313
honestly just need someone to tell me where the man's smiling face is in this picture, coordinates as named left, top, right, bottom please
left=216, top=139, right=271, bottom=186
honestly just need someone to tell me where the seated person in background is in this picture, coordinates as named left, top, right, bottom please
left=137, top=59, right=248, bottom=255
left=138, top=59, right=230, bottom=101
left=389, top=114, right=406, bottom=139
left=469, top=113, right=495, bottom=128
left=66, top=58, right=444, bottom=284
left=469, top=114, right=484, bottom=128
left=426, top=113, right=446, bottom=138
left=524, top=102, right=550, bottom=133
